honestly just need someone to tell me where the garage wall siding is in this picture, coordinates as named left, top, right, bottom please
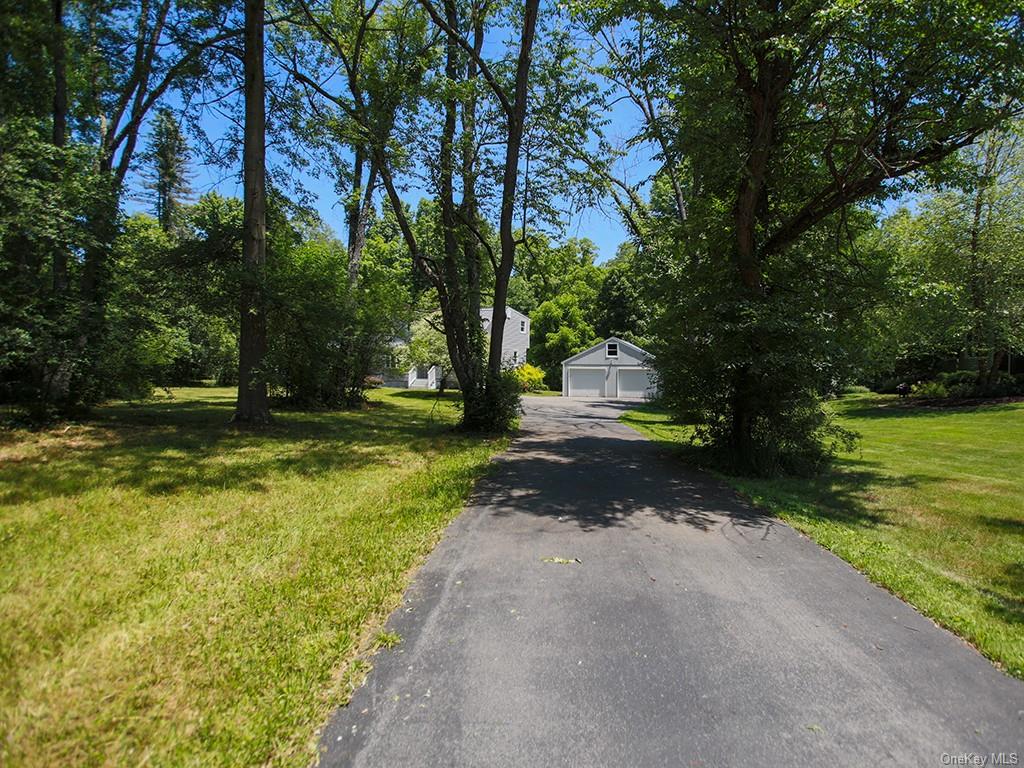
left=561, top=338, right=657, bottom=399
left=565, top=343, right=647, bottom=367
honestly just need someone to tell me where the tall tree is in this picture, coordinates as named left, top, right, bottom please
left=875, top=124, right=1024, bottom=387
left=50, top=0, right=69, bottom=293
left=141, top=106, right=192, bottom=232
left=234, top=0, right=271, bottom=424
left=587, top=0, right=1024, bottom=473
left=418, top=0, right=541, bottom=384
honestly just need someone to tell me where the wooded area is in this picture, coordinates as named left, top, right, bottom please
left=1, top=0, right=1022, bottom=474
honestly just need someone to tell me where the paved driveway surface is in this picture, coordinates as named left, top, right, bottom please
left=318, top=397, right=1023, bottom=767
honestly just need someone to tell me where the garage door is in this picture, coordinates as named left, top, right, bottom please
left=617, top=368, right=654, bottom=399
left=568, top=369, right=605, bottom=397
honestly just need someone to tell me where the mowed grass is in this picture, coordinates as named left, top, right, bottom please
left=622, top=394, right=1024, bottom=678
left=0, top=387, right=505, bottom=766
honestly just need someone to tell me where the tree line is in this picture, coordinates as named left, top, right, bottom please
left=1, top=0, right=1022, bottom=474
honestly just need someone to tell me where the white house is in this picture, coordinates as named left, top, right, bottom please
left=480, top=306, right=530, bottom=367
left=382, top=307, right=530, bottom=390
left=561, top=337, right=658, bottom=399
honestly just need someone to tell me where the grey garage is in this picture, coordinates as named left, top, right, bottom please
left=561, top=337, right=658, bottom=399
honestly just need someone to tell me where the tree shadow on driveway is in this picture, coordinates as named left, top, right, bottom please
left=476, top=427, right=774, bottom=533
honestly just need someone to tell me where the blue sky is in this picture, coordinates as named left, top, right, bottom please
left=145, top=150, right=636, bottom=264
left=125, top=88, right=910, bottom=264
left=126, top=72, right=650, bottom=264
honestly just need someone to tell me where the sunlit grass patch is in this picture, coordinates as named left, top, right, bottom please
left=0, top=387, right=505, bottom=766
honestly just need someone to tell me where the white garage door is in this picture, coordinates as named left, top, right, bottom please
left=617, top=368, right=654, bottom=399
left=568, top=368, right=605, bottom=397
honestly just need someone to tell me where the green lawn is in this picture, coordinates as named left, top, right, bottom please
left=0, top=387, right=505, bottom=767
left=622, top=394, right=1024, bottom=678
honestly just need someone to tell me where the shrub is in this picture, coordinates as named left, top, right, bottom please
left=909, top=380, right=948, bottom=399
left=691, top=392, right=857, bottom=477
left=459, top=369, right=522, bottom=432
left=937, top=370, right=978, bottom=388
left=946, top=383, right=975, bottom=399
left=872, top=377, right=900, bottom=394
left=976, top=372, right=1023, bottom=398
left=512, top=363, right=545, bottom=392
left=934, top=370, right=1024, bottom=399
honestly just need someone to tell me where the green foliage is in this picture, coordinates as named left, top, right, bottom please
left=408, top=317, right=449, bottom=369
left=651, top=224, right=881, bottom=475
left=140, top=107, right=192, bottom=232
left=509, top=235, right=604, bottom=316
left=593, top=243, right=648, bottom=344
left=458, top=370, right=522, bottom=432
left=99, top=215, right=189, bottom=399
left=586, top=0, right=1024, bottom=475
left=265, top=213, right=412, bottom=408
left=909, top=380, right=949, bottom=400
left=512, top=363, right=546, bottom=392
left=868, top=124, right=1024, bottom=387
left=0, top=120, right=101, bottom=415
left=528, top=294, right=599, bottom=388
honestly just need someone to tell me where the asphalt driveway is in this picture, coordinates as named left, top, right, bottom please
left=318, top=397, right=1023, bottom=767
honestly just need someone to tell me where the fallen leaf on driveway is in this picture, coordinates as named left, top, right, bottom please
left=541, top=556, right=581, bottom=565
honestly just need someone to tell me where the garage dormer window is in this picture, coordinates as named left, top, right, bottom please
left=520, top=320, right=526, bottom=333
left=606, top=342, right=618, bottom=358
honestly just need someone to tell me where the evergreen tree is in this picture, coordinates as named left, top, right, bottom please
left=141, top=107, right=192, bottom=232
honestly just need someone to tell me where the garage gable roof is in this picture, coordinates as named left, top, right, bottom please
left=561, top=337, right=653, bottom=366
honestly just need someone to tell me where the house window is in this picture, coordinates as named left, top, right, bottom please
left=520, top=320, right=526, bottom=333
left=513, top=350, right=519, bottom=363
left=606, top=342, right=619, bottom=358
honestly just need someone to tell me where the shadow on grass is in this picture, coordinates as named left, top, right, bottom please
left=837, top=397, right=1024, bottom=421
left=981, top=516, right=1024, bottom=535
left=388, top=390, right=463, bottom=401
left=0, top=395, right=473, bottom=505
left=987, top=562, right=1024, bottom=625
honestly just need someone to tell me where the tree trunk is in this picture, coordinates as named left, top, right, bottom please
left=722, top=38, right=790, bottom=472
left=234, top=0, right=270, bottom=424
left=729, top=376, right=757, bottom=471
left=987, top=349, right=1006, bottom=387
left=51, top=0, right=69, bottom=294
left=486, top=0, right=539, bottom=380
left=346, top=151, right=377, bottom=287
left=966, top=175, right=989, bottom=386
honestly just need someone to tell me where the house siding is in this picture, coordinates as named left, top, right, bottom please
left=480, top=307, right=530, bottom=366
left=377, top=307, right=530, bottom=389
